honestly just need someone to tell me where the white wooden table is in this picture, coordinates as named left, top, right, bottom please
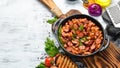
left=0, top=0, right=119, bottom=68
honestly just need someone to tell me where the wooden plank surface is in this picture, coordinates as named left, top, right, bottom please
left=79, top=42, right=120, bottom=68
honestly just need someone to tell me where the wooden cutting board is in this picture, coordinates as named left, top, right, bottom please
left=79, top=42, right=120, bottom=68
left=40, top=0, right=120, bottom=68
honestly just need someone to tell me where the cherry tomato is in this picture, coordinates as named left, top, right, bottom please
left=45, top=57, right=54, bottom=67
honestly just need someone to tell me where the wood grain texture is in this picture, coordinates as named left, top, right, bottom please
left=55, top=54, right=78, bottom=68
left=40, top=0, right=81, bottom=18
left=40, top=0, right=63, bottom=17
left=79, top=42, right=120, bottom=68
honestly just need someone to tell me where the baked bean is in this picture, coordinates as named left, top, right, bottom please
left=66, top=47, right=72, bottom=52
left=90, top=44, right=96, bottom=50
left=72, top=49, right=76, bottom=54
left=96, top=38, right=102, bottom=44
left=68, top=21, right=73, bottom=27
left=83, top=52, right=91, bottom=55
left=72, top=39, right=78, bottom=44
left=60, top=37, right=67, bottom=43
left=64, top=25, right=70, bottom=32
left=85, top=47, right=90, bottom=52
left=71, top=29, right=76, bottom=34
left=78, top=33, right=84, bottom=38
left=75, top=48, right=79, bottom=51
left=64, top=44, right=67, bottom=48
left=87, top=36, right=91, bottom=40
left=67, top=41, right=73, bottom=47
left=79, top=46, right=85, bottom=50
left=73, top=24, right=78, bottom=30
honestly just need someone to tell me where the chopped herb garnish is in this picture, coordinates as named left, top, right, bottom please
left=72, top=36, right=75, bottom=40
left=79, top=25, right=84, bottom=31
left=58, top=36, right=64, bottom=45
left=72, top=37, right=75, bottom=40
left=58, top=25, right=64, bottom=45
left=80, top=36, right=88, bottom=42
left=73, top=34, right=76, bottom=38
left=47, top=16, right=58, bottom=24
left=79, top=39, right=83, bottom=46
left=58, top=25, right=62, bottom=36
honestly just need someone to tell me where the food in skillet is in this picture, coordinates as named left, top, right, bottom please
left=59, top=18, right=103, bottom=55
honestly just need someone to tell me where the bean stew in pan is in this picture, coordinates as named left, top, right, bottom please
left=58, top=18, right=103, bottom=55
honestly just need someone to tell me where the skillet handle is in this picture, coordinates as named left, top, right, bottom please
left=52, top=19, right=61, bottom=35
left=40, top=0, right=63, bottom=17
left=100, top=34, right=110, bottom=51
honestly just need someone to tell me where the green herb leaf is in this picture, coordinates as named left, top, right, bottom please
left=47, top=16, right=58, bottom=24
left=79, top=25, right=84, bottom=31
left=36, top=62, right=45, bottom=68
left=72, top=34, right=76, bottom=40
left=80, top=36, right=87, bottom=42
left=58, top=25, right=64, bottom=45
left=58, top=25, right=62, bottom=36
left=73, top=33, right=76, bottom=38
left=58, top=36, right=64, bottom=45
left=79, top=39, right=83, bottom=46
left=80, top=41, right=83, bottom=46
left=45, top=38, right=59, bottom=57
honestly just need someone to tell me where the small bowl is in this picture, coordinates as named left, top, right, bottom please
left=52, top=14, right=110, bottom=57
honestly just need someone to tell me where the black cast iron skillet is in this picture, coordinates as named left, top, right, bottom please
left=52, top=14, right=110, bottom=57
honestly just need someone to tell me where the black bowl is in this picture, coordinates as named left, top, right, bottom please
left=52, top=14, right=110, bottom=57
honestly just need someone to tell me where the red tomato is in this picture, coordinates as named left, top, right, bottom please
left=45, top=57, right=54, bottom=67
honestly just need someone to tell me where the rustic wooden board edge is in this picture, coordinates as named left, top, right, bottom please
left=79, top=42, right=120, bottom=68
